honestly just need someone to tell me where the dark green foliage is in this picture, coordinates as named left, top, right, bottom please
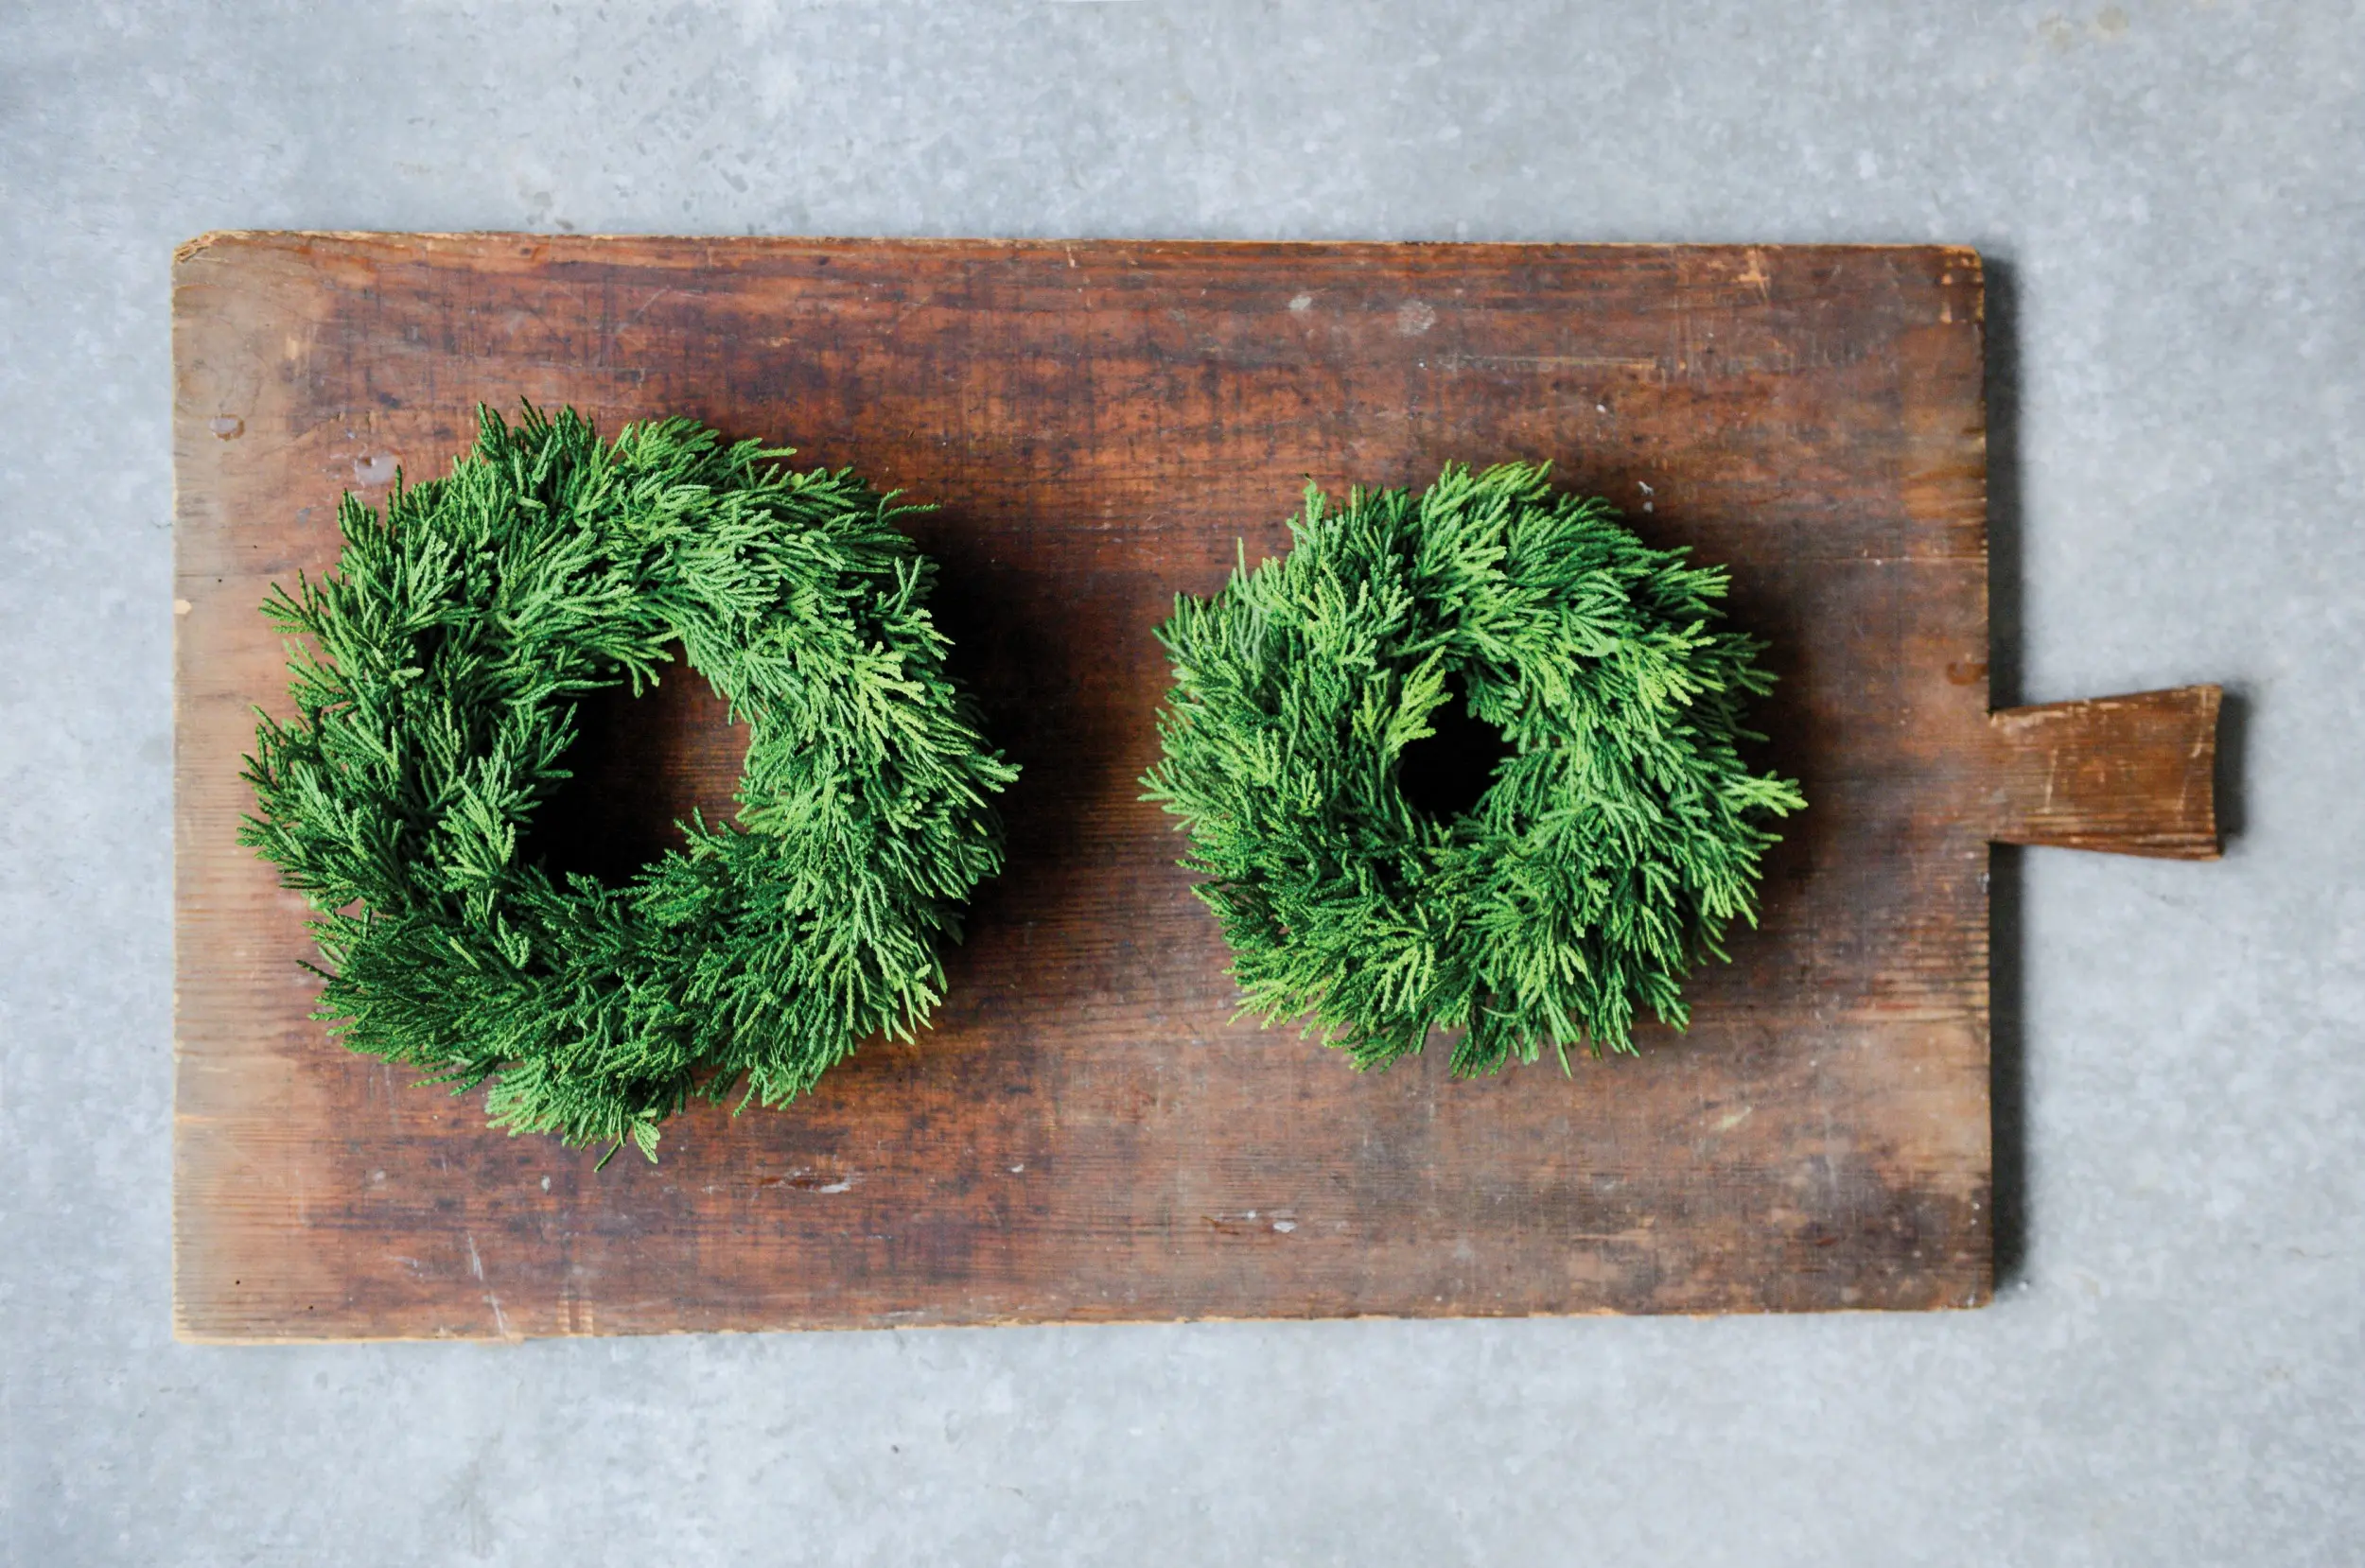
left=242, top=405, right=1017, bottom=1160
left=1143, top=463, right=1804, bottom=1076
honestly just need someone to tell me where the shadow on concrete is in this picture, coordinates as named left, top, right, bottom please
left=1985, top=253, right=2029, bottom=1289
left=2216, top=686, right=2251, bottom=843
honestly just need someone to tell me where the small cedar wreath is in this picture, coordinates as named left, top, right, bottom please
left=1143, top=463, right=1804, bottom=1076
left=242, top=405, right=1017, bottom=1161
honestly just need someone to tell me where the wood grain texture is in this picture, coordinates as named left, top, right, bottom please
left=1987, top=688, right=2221, bottom=859
left=170, top=232, right=2202, bottom=1340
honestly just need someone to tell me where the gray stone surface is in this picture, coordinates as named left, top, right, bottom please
left=4, top=1, right=2360, bottom=1561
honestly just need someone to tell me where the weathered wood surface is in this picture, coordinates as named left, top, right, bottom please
left=1988, top=687, right=2220, bottom=859
left=173, top=233, right=2213, bottom=1340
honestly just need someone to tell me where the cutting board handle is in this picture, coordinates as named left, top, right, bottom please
left=1985, top=686, right=2222, bottom=859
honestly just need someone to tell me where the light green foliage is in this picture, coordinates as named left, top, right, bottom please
left=242, top=405, right=1017, bottom=1160
left=1143, top=463, right=1804, bottom=1076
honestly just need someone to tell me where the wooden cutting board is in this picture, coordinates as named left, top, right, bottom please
left=172, top=233, right=2216, bottom=1340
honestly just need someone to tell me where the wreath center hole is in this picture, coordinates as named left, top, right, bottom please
left=1393, top=673, right=1510, bottom=822
left=526, top=649, right=751, bottom=884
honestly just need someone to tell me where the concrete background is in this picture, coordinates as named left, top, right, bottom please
left=4, top=1, right=2359, bottom=1561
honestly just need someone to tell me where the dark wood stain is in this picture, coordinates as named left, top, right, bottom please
left=171, top=233, right=2217, bottom=1339
left=523, top=649, right=750, bottom=884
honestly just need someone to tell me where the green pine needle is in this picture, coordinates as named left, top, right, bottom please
left=241, top=404, right=1018, bottom=1158
left=1143, top=462, right=1804, bottom=1076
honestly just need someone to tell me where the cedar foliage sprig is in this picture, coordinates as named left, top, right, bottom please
left=241, top=404, right=1017, bottom=1160
left=1143, top=463, right=1803, bottom=1076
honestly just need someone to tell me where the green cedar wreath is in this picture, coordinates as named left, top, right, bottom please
left=242, top=405, right=1017, bottom=1160
left=1144, top=462, right=1804, bottom=1076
